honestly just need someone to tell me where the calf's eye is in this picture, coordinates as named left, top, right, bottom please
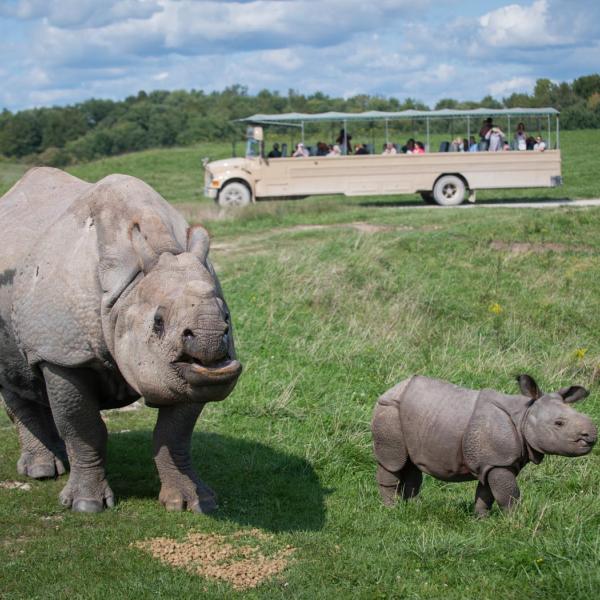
left=554, top=419, right=565, bottom=427
left=153, top=308, right=166, bottom=337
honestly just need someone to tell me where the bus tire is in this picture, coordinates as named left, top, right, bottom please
left=217, top=181, right=252, bottom=208
left=432, top=175, right=466, bottom=206
left=420, top=191, right=435, bottom=204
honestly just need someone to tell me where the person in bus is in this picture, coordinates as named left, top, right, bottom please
left=479, top=117, right=493, bottom=140
left=354, top=143, right=369, bottom=155
left=292, top=142, right=309, bottom=157
left=450, top=137, right=464, bottom=152
left=402, top=138, right=416, bottom=154
left=316, top=141, right=329, bottom=156
left=514, top=122, right=527, bottom=151
left=267, top=143, right=282, bottom=158
left=336, top=129, right=352, bottom=154
left=468, top=136, right=479, bottom=152
left=413, top=141, right=426, bottom=154
left=533, top=136, right=546, bottom=152
left=382, top=142, right=397, bottom=155
left=485, top=126, right=505, bottom=152
left=327, top=144, right=342, bottom=157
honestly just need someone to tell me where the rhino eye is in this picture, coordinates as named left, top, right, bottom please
left=554, top=419, right=565, bottom=427
left=153, top=308, right=166, bottom=337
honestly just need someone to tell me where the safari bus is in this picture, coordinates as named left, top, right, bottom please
left=203, top=108, right=562, bottom=207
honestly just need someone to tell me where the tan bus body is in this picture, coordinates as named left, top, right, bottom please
left=204, top=150, right=562, bottom=207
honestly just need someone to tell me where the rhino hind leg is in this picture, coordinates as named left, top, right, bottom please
left=2, top=389, right=67, bottom=479
left=474, top=481, right=495, bottom=517
left=41, top=364, right=114, bottom=513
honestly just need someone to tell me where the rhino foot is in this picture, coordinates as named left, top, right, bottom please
left=59, top=471, right=115, bottom=513
left=159, top=478, right=217, bottom=514
left=17, top=451, right=67, bottom=480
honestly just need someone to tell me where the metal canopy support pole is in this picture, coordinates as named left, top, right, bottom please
left=547, top=114, right=551, bottom=148
left=467, top=117, right=470, bottom=145
left=343, top=119, right=347, bottom=155
left=508, top=115, right=511, bottom=143
left=301, top=121, right=305, bottom=145
left=556, top=115, right=560, bottom=149
left=385, top=119, right=389, bottom=144
left=426, top=118, right=430, bottom=152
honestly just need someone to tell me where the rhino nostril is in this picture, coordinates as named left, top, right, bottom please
left=223, top=324, right=229, bottom=334
left=183, top=329, right=195, bottom=340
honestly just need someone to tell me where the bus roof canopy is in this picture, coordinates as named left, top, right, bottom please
left=239, top=107, right=559, bottom=125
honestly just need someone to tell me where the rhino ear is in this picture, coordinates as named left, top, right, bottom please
left=517, top=374, right=542, bottom=400
left=187, top=225, right=210, bottom=262
left=558, top=386, right=589, bottom=403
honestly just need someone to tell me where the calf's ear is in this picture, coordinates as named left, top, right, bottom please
left=558, top=386, right=589, bottom=404
left=517, top=374, right=542, bottom=400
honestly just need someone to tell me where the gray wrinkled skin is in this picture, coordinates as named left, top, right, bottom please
left=372, top=374, right=597, bottom=516
left=0, top=167, right=242, bottom=513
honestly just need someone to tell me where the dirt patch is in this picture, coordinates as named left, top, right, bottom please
left=134, top=528, right=295, bottom=590
left=490, top=240, right=593, bottom=255
left=0, top=480, right=31, bottom=491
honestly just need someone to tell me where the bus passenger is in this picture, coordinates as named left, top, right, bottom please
left=327, top=144, right=342, bottom=157
left=479, top=117, right=493, bottom=140
left=382, top=143, right=397, bottom=155
left=533, top=136, right=546, bottom=152
left=292, top=142, right=309, bottom=158
left=485, top=126, right=505, bottom=152
left=316, top=142, right=329, bottom=156
left=355, top=143, right=368, bottom=155
left=450, top=137, right=463, bottom=152
left=468, top=136, right=478, bottom=152
left=267, top=143, right=282, bottom=158
left=413, top=141, right=425, bottom=154
left=403, top=139, right=416, bottom=154
left=514, top=123, right=527, bottom=150
left=336, top=129, right=352, bottom=154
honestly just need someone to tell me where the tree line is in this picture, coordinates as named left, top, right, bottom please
left=1, top=74, right=599, bottom=166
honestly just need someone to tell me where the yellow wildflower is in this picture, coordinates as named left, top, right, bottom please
left=574, top=348, right=587, bottom=360
left=489, top=303, right=503, bottom=315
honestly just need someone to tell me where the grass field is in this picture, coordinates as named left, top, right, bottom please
left=1, top=131, right=600, bottom=598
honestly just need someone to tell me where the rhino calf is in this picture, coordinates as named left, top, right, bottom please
left=372, top=374, right=597, bottom=516
left=1, top=168, right=242, bottom=513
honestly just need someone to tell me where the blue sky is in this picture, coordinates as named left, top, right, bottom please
left=0, top=0, right=599, bottom=111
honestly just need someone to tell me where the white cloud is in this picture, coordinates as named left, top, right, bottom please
left=488, top=76, right=535, bottom=96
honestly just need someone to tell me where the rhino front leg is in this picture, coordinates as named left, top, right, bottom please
left=3, top=389, right=67, bottom=479
left=153, top=403, right=217, bottom=514
left=474, top=481, right=495, bottom=517
left=41, top=364, right=114, bottom=513
left=487, top=468, right=520, bottom=512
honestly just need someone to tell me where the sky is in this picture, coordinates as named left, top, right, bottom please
left=0, top=0, right=599, bottom=112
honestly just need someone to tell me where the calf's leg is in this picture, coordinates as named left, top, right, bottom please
left=487, top=467, right=520, bottom=512
left=474, top=481, right=495, bottom=517
left=399, top=460, right=423, bottom=500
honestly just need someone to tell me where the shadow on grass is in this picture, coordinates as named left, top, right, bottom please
left=107, top=430, right=326, bottom=533
left=356, top=196, right=571, bottom=208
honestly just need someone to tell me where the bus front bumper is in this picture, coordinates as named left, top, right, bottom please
left=204, top=186, right=219, bottom=199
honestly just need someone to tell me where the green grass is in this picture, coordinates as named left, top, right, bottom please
left=2, top=133, right=600, bottom=598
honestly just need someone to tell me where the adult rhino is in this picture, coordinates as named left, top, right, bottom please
left=0, top=168, right=242, bottom=513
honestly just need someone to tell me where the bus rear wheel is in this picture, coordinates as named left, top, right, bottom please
left=217, top=182, right=252, bottom=208
left=432, top=175, right=466, bottom=206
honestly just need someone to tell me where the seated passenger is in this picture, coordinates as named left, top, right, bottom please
left=468, top=136, right=478, bottom=152
left=526, top=136, right=536, bottom=150
left=413, top=141, right=425, bottom=154
left=382, top=142, right=397, bottom=155
left=485, top=126, right=505, bottom=152
left=450, top=137, right=464, bottom=152
left=292, top=142, right=309, bottom=158
left=267, top=143, right=282, bottom=158
left=403, top=138, right=416, bottom=154
left=327, top=144, right=341, bottom=157
left=515, top=122, right=527, bottom=151
left=354, top=143, right=368, bottom=155
left=316, top=141, right=329, bottom=156
left=533, top=136, right=546, bottom=152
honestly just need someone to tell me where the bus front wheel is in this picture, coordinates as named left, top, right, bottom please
left=217, top=182, right=252, bottom=208
left=432, top=175, right=466, bottom=206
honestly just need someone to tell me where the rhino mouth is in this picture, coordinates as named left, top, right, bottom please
left=174, top=354, right=242, bottom=386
